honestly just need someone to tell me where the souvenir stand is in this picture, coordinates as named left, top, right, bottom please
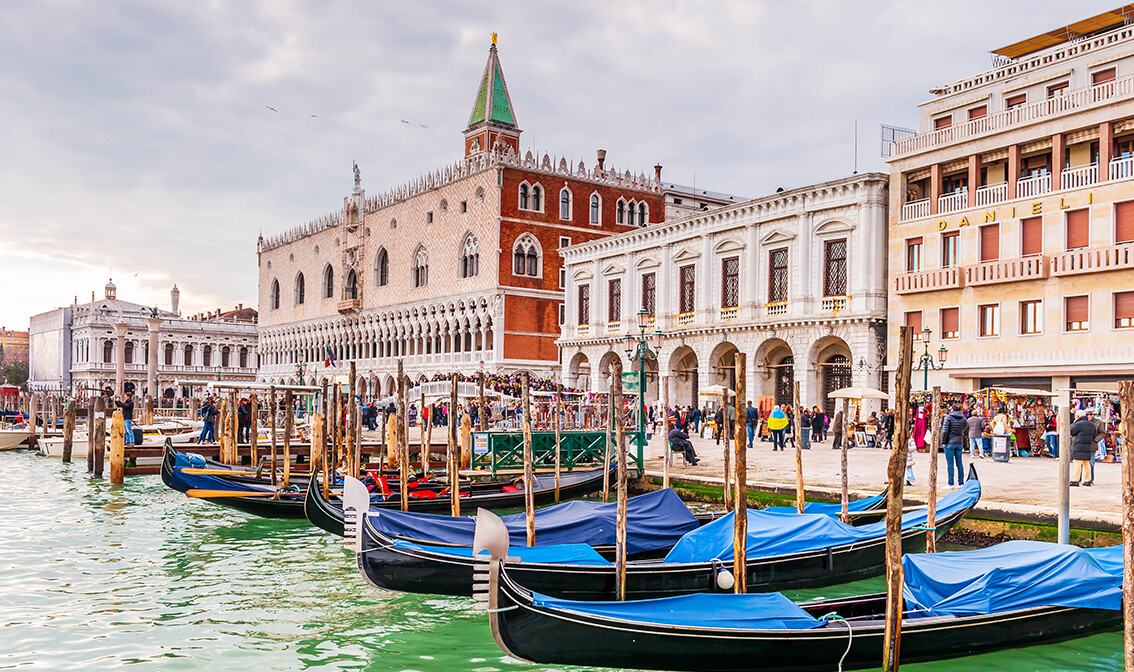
left=975, top=387, right=1057, bottom=458
left=1071, top=388, right=1122, bottom=461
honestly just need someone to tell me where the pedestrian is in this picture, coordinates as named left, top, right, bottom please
left=800, top=406, right=811, bottom=450
left=1087, top=408, right=1106, bottom=483
left=940, top=403, right=967, bottom=488
left=667, top=424, right=699, bottom=465
left=913, top=405, right=928, bottom=451
left=713, top=405, right=725, bottom=445
left=237, top=397, right=251, bottom=443
left=966, top=412, right=987, bottom=458
left=1069, top=410, right=1096, bottom=486
left=690, top=405, right=702, bottom=435
left=831, top=407, right=844, bottom=451
left=115, top=393, right=135, bottom=446
left=810, top=407, right=826, bottom=443
left=745, top=400, right=759, bottom=448
left=767, top=405, right=788, bottom=451
left=198, top=397, right=217, bottom=444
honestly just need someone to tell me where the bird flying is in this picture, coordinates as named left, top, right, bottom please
left=265, top=106, right=278, bottom=112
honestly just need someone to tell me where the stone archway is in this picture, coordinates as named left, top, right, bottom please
left=667, top=345, right=699, bottom=407
left=756, top=338, right=794, bottom=408
left=811, top=337, right=853, bottom=417
left=597, top=351, right=624, bottom=393
left=567, top=351, right=591, bottom=391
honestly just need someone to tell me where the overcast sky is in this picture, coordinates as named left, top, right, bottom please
left=0, top=0, right=1116, bottom=328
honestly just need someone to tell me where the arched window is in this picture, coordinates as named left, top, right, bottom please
left=638, top=202, right=648, bottom=227
left=512, top=234, right=541, bottom=277
left=102, top=340, right=113, bottom=363
left=124, top=341, right=134, bottom=364
left=559, top=188, right=572, bottom=220
left=202, top=345, right=212, bottom=367
left=589, top=193, right=601, bottom=225
left=460, top=233, right=480, bottom=278
left=221, top=346, right=231, bottom=368
left=375, top=248, right=388, bottom=286
left=617, top=199, right=626, bottom=224
left=239, top=346, right=248, bottom=368
left=270, top=279, right=280, bottom=310
left=627, top=200, right=636, bottom=227
left=531, top=185, right=542, bottom=211
left=295, top=273, right=305, bottom=305
left=345, top=269, right=358, bottom=299
left=323, top=264, right=334, bottom=299
left=183, top=344, right=193, bottom=366
left=519, top=183, right=530, bottom=210
left=413, top=246, right=429, bottom=287
left=164, top=343, right=174, bottom=366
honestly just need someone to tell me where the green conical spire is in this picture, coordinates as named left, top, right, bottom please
left=467, top=39, right=517, bottom=130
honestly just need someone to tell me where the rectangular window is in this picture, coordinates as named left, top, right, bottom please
left=1065, top=295, right=1089, bottom=331
left=979, top=224, right=1000, bottom=262
left=679, top=265, right=696, bottom=314
left=968, top=105, right=987, bottom=120
left=558, top=303, right=565, bottom=326
left=1020, top=300, right=1042, bottom=335
left=559, top=236, right=572, bottom=248
left=642, top=273, right=656, bottom=317
left=1005, top=93, right=1027, bottom=109
left=1066, top=208, right=1089, bottom=250
left=426, top=211, right=434, bottom=224
left=979, top=304, right=1000, bottom=337
left=823, top=239, right=847, bottom=296
left=558, top=267, right=566, bottom=289
left=1021, top=216, right=1043, bottom=256
left=768, top=248, right=789, bottom=302
left=608, top=279, right=621, bottom=322
left=940, top=307, right=959, bottom=339
left=942, top=172, right=967, bottom=193
left=906, top=237, right=923, bottom=272
left=459, top=200, right=468, bottom=213
left=1115, top=291, right=1134, bottom=328
left=577, top=285, right=590, bottom=325
left=1092, top=67, right=1117, bottom=85
left=941, top=232, right=959, bottom=267
left=1047, top=81, right=1069, bottom=97
left=721, top=257, right=740, bottom=308
left=559, top=190, right=571, bottom=220
left=1115, top=201, right=1134, bottom=244
left=904, top=310, right=922, bottom=334
left=934, top=115, right=952, bottom=130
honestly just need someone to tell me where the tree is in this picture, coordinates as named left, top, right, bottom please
left=1, top=360, right=28, bottom=388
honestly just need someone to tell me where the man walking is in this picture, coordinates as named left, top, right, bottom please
left=745, top=401, right=759, bottom=448
left=941, top=403, right=967, bottom=488
left=767, top=405, right=788, bottom=451
left=830, top=407, right=844, bottom=451
left=965, top=412, right=986, bottom=458
left=1070, top=410, right=1096, bottom=486
left=1087, top=408, right=1106, bottom=484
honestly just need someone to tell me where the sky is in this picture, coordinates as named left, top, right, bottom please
left=0, top=0, right=1118, bottom=329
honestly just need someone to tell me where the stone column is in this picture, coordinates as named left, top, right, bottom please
left=114, top=323, right=128, bottom=395
left=700, top=233, right=713, bottom=322
left=796, top=211, right=813, bottom=313
left=967, top=154, right=980, bottom=207
left=1051, top=133, right=1065, bottom=191
left=746, top=224, right=759, bottom=318
left=929, top=163, right=942, bottom=215
left=146, top=318, right=162, bottom=400
left=1007, top=145, right=1020, bottom=199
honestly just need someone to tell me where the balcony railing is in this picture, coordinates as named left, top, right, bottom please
left=720, top=306, right=739, bottom=321
left=1051, top=243, right=1134, bottom=276
left=337, top=298, right=362, bottom=314
left=893, top=267, right=964, bottom=295
left=1061, top=163, right=1098, bottom=189
left=901, top=198, right=930, bottom=221
left=675, top=312, right=695, bottom=327
left=576, top=324, right=590, bottom=336
left=889, top=74, right=1134, bottom=159
left=964, top=256, right=1049, bottom=287
left=765, top=302, right=788, bottom=317
left=607, top=320, right=622, bottom=332
left=821, top=296, right=848, bottom=312
left=937, top=189, right=968, bottom=214
left=974, top=182, right=1007, bottom=207
left=1110, top=156, right=1134, bottom=181
left=1016, top=173, right=1051, bottom=199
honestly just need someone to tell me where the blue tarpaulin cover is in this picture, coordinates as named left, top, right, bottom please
left=763, top=492, right=886, bottom=516
left=392, top=540, right=610, bottom=565
left=370, top=488, right=699, bottom=554
left=531, top=591, right=822, bottom=630
left=663, top=478, right=980, bottom=563
left=903, top=540, right=1123, bottom=617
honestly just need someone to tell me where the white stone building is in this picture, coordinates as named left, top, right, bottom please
left=28, top=281, right=259, bottom=398
left=558, top=173, right=890, bottom=415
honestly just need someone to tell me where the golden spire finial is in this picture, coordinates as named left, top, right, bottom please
left=491, top=32, right=497, bottom=45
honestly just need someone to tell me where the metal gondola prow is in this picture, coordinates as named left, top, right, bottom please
left=342, top=476, right=369, bottom=553
left=472, top=508, right=528, bottom=662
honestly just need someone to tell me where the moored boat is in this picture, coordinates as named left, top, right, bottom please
left=0, top=428, right=34, bottom=451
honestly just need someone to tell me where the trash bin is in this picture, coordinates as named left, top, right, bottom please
left=133, top=428, right=144, bottom=444
left=992, top=434, right=1010, bottom=463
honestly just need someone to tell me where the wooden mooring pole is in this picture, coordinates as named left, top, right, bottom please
left=554, top=383, right=563, bottom=504
left=449, top=373, right=460, bottom=517
left=733, top=353, right=748, bottom=594
left=91, top=396, right=106, bottom=479
left=722, top=388, right=732, bottom=511
left=926, top=386, right=941, bottom=553
left=283, top=390, right=293, bottom=487
left=603, top=377, right=613, bottom=503
left=86, top=396, right=96, bottom=472
left=269, top=385, right=278, bottom=485
left=397, top=361, right=408, bottom=512
left=62, top=400, right=75, bottom=463
left=614, top=371, right=628, bottom=600
left=522, top=371, right=535, bottom=547
left=1058, top=390, right=1072, bottom=545
left=1118, top=379, right=1134, bottom=669
left=840, top=397, right=850, bottom=524
left=109, top=409, right=125, bottom=484
left=793, top=380, right=804, bottom=514
left=883, top=325, right=915, bottom=672
left=662, top=376, right=670, bottom=490
left=249, top=394, right=259, bottom=466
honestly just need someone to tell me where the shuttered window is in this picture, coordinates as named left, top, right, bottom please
left=906, top=237, right=923, bottom=272
left=641, top=273, right=656, bottom=317
left=1116, top=291, right=1134, bottom=328
left=1115, top=201, right=1134, bottom=244
left=979, top=304, right=999, bottom=337
left=1065, top=295, right=1089, bottom=331
left=941, top=232, right=959, bottom=267
left=1092, top=67, right=1116, bottom=85
left=679, top=265, right=696, bottom=314
left=968, top=105, right=987, bottom=120
left=940, top=307, right=959, bottom=339
left=904, top=310, right=922, bottom=334
left=768, top=248, right=789, bottom=302
left=823, top=240, right=847, bottom=296
left=1020, top=216, right=1043, bottom=256
left=577, top=285, right=590, bottom=325
left=721, top=257, right=740, bottom=308
left=1006, top=93, right=1027, bottom=109
left=608, top=279, right=621, bottom=322
left=1066, top=209, right=1089, bottom=250
left=980, top=224, right=999, bottom=262
left=1020, top=300, right=1042, bottom=335
left=934, top=116, right=951, bottom=129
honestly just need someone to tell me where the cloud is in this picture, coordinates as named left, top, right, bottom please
left=0, top=0, right=1118, bottom=327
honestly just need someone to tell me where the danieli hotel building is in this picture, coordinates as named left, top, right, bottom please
left=887, top=5, right=1134, bottom=393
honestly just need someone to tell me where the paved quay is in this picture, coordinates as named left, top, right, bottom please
left=640, top=431, right=1123, bottom=531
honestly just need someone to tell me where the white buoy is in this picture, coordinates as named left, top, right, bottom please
left=716, top=569, right=735, bottom=591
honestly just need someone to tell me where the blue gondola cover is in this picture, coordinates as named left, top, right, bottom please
left=903, top=540, right=1123, bottom=617
left=392, top=540, right=610, bottom=565
left=763, top=492, right=886, bottom=516
left=530, top=591, right=823, bottom=630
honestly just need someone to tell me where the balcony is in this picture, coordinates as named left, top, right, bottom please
left=964, top=256, right=1049, bottom=287
left=974, top=182, right=1007, bottom=207
left=1051, top=243, right=1134, bottom=277
left=821, top=296, right=848, bottom=312
left=1016, top=173, right=1051, bottom=199
left=1061, top=164, right=1098, bottom=189
left=576, top=324, right=590, bottom=336
left=889, top=74, right=1134, bottom=159
left=337, top=298, right=362, bottom=315
left=902, top=198, right=931, bottom=221
left=894, top=267, right=964, bottom=295
left=765, top=302, right=788, bottom=317
left=720, top=306, right=739, bottom=321
left=606, top=320, right=622, bottom=334
left=675, top=312, right=695, bottom=327
left=1110, top=156, right=1134, bottom=181
left=937, top=189, right=968, bottom=214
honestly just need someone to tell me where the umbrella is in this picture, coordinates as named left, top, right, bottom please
left=828, top=386, right=888, bottom=400
left=699, top=384, right=734, bottom=396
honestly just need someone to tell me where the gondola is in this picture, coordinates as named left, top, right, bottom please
left=354, top=466, right=981, bottom=599
left=479, top=538, right=1122, bottom=672
left=163, top=442, right=614, bottom=519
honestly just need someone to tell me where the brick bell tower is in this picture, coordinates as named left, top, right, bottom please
left=464, top=33, right=521, bottom=158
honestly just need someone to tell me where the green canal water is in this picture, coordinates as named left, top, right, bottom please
left=0, top=451, right=1123, bottom=671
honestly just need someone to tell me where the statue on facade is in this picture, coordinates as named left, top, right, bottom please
left=353, top=162, right=361, bottom=190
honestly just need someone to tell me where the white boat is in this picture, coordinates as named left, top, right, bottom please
left=0, top=429, right=34, bottom=451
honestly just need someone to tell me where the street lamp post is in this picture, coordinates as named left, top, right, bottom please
left=623, top=308, right=664, bottom=462
left=914, top=327, right=948, bottom=390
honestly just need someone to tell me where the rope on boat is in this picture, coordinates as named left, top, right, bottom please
left=819, top=613, right=852, bottom=672
left=486, top=605, right=518, bottom=613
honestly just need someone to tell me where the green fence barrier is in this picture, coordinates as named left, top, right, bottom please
left=472, top=430, right=644, bottom=475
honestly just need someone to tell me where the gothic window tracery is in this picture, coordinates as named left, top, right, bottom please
left=413, top=246, right=429, bottom=287
left=323, top=264, right=335, bottom=299
left=375, top=248, right=389, bottom=286
left=460, top=233, right=480, bottom=278
left=512, top=234, right=541, bottom=277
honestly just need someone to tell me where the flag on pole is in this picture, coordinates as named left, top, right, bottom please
left=324, top=346, right=337, bottom=368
